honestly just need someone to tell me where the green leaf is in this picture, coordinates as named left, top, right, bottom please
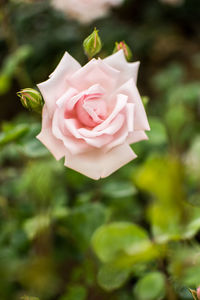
left=148, top=117, right=168, bottom=146
left=152, top=63, right=184, bottom=92
left=183, top=207, right=200, bottom=239
left=0, top=123, right=29, bottom=146
left=168, top=83, right=200, bottom=107
left=97, top=263, right=130, bottom=291
left=19, top=138, right=49, bottom=158
left=59, top=285, right=87, bottom=300
left=102, top=181, right=137, bottom=198
left=67, top=203, right=107, bottom=250
left=23, top=214, right=51, bottom=240
left=0, top=45, right=32, bottom=78
left=91, top=222, right=155, bottom=263
left=168, top=244, right=200, bottom=287
left=17, top=122, right=49, bottom=158
left=133, top=272, right=166, bottom=300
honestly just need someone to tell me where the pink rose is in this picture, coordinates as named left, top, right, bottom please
left=51, top=0, right=123, bottom=23
left=37, top=50, right=150, bottom=179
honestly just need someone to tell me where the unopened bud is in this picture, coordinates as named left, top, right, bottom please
left=113, top=41, right=132, bottom=61
left=83, top=28, right=102, bottom=59
left=17, top=88, right=44, bottom=114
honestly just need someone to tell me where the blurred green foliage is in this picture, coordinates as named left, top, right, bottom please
left=0, top=0, right=200, bottom=299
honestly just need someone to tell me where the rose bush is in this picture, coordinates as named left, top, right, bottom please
left=37, top=50, right=150, bottom=179
left=51, top=0, right=123, bottom=23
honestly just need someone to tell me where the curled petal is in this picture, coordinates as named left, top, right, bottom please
left=116, top=79, right=150, bottom=131
left=64, top=118, right=113, bottom=148
left=94, top=93, right=128, bottom=131
left=65, top=84, right=105, bottom=111
left=78, top=113, right=125, bottom=138
left=105, top=123, right=128, bottom=151
left=52, top=111, right=89, bottom=155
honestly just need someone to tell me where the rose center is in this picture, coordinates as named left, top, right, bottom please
left=76, top=94, right=107, bottom=127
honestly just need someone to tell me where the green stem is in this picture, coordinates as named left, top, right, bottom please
left=166, top=280, right=178, bottom=300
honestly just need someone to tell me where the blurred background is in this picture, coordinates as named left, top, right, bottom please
left=0, top=0, right=200, bottom=299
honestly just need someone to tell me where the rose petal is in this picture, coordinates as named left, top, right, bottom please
left=94, top=93, right=128, bottom=131
left=56, top=87, right=78, bottom=108
left=49, top=51, right=81, bottom=78
left=105, top=122, right=128, bottom=151
left=126, top=103, right=135, bottom=132
left=104, top=50, right=140, bottom=84
left=101, top=143, right=137, bottom=178
left=52, top=111, right=89, bottom=155
left=64, top=118, right=113, bottom=148
left=66, top=84, right=105, bottom=111
left=36, top=106, right=66, bottom=160
left=64, top=143, right=137, bottom=180
left=64, top=149, right=103, bottom=180
left=116, top=79, right=150, bottom=131
left=78, top=113, right=124, bottom=138
left=127, top=130, right=149, bottom=144
left=37, top=52, right=81, bottom=117
left=68, top=59, right=119, bottom=92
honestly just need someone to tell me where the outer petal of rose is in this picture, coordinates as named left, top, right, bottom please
left=36, top=106, right=66, bottom=160
left=49, top=51, right=81, bottom=78
left=103, top=50, right=140, bottom=84
left=64, top=143, right=137, bottom=180
left=117, top=79, right=150, bottom=131
left=101, top=143, right=137, bottom=178
left=68, top=59, right=119, bottom=92
left=37, top=52, right=81, bottom=117
left=127, top=130, right=148, bottom=144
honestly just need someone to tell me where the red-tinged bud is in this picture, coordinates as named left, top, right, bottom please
left=17, top=88, right=44, bottom=114
left=113, top=41, right=132, bottom=61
